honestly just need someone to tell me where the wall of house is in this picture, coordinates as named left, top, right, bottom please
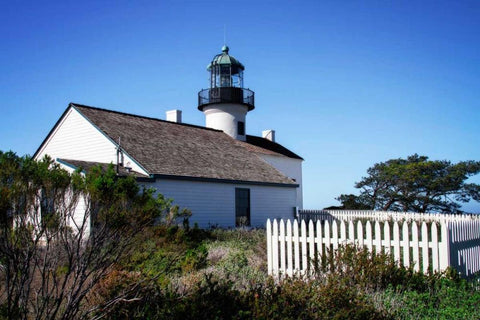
left=257, top=154, right=303, bottom=209
left=144, top=179, right=297, bottom=228
left=57, top=162, right=91, bottom=238
left=35, top=107, right=148, bottom=175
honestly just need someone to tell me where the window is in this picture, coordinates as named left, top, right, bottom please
left=237, top=121, right=245, bottom=136
left=235, top=188, right=250, bottom=227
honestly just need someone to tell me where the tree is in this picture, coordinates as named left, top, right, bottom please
left=0, top=151, right=176, bottom=319
left=336, top=154, right=480, bottom=213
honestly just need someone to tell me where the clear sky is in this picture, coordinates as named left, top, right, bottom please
left=1, top=0, right=479, bottom=212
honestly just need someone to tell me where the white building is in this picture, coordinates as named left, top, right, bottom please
left=34, top=46, right=303, bottom=228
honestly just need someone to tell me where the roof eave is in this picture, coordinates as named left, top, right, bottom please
left=149, top=174, right=299, bottom=188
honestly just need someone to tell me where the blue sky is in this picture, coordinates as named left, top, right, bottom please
left=1, top=1, right=479, bottom=212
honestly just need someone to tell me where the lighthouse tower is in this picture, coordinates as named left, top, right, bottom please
left=198, top=46, right=255, bottom=141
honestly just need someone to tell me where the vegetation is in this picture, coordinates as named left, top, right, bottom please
left=1, top=150, right=479, bottom=319
left=336, top=154, right=480, bottom=213
left=0, top=151, right=189, bottom=319
left=91, top=229, right=480, bottom=320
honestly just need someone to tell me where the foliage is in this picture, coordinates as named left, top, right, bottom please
left=0, top=151, right=169, bottom=319
left=99, top=229, right=480, bottom=319
left=337, top=154, right=480, bottom=213
left=100, top=268, right=387, bottom=320
left=378, top=275, right=480, bottom=319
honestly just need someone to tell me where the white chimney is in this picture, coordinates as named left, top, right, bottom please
left=166, top=110, right=182, bottom=123
left=262, top=129, right=275, bottom=142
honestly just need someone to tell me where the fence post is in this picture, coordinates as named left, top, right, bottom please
left=357, top=221, right=364, bottom=247
left=280, top=219, right=286, bottom=274
left=324, top=220, right=331, bottom=255
left=392, top=221, right=400, bottom=264
left=286, top=220, right=293, bottom=277
left=402, top=222, right=410, bottom=268
left=431, top=222, right=439, bottom=272
left=439, top=221, right=450, bottom=271
left=316, top=220, right=323, bottom=266
left=421, top=222, right=429, bottom=273
left=266, top=219, right=272, bottom=275
left=332, top=220, right=339, bottom=250
left=411, top=221, right=420, bottom=272
left=272, top=219, right=279, bottom=276
left=301, top=220, right=308, bottom=272
left=308, top=220, right=315, bottom=273
left=293, top=219, right=300, bottom=273
left=384, top=221, right=391, bottom=255
left=374, top=221, right=382, bottom=254
left=365, top=221, right=373, bottom=252
left=348, top=221, right=355, bottom=244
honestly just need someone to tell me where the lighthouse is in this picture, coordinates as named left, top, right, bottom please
left=198, top=45, right=255, bottom=141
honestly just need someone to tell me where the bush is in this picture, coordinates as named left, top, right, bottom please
left=378, top=275, right=480, bottom=319
left=92, top=229, right=480, bottom=320
left=181, top=243, right=208, bottom=273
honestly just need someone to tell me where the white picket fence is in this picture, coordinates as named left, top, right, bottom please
left=266, top=214, right=480, bottom=278
left=297, top=209, right=480, bottom=223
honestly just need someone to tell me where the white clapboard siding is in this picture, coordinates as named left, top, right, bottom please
left=259, top=154, right=303, bottom=209
left=35, top=107, right=147, bottom=176
left=267, top=216, right=480, bottom=278
left=148, top=179, right=297, bottom=228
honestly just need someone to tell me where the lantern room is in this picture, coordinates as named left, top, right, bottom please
left=209, top=45, right=244, bottom=88
left=198, top=46, right=255, bottom=112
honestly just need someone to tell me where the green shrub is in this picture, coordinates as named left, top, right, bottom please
left=378, top=275, right=480, bottom=319
left=181, top=243, right=208, bottom=273
left=243, top=276, right=389, bottom=320
left=313, top=244, right=435, bottom=292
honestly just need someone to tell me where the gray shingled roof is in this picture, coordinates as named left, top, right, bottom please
left=71, top=103, right=298, bottom=186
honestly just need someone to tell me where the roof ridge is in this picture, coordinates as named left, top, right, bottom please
left=69, top=102, right=223, bottom=132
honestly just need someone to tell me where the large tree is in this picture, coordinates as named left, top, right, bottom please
left=336, top=154, right=480, bottom=213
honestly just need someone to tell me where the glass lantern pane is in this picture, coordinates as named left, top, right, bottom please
left=220, top=65, right=231, bottom=87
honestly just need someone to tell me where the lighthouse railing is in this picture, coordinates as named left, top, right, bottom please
left=198, top=87, right=254, bottom=110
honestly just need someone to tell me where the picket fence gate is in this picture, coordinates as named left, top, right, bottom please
left=266, top=217, right=480, bottom=278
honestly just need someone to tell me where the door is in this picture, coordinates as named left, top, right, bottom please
left=235, top=188, right=250, bottom=227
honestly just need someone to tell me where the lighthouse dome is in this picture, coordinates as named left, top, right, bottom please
left=207, top=45, right=245, bottom=74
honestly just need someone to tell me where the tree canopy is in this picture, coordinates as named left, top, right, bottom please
left=336, top=154, right=480, bottom=214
